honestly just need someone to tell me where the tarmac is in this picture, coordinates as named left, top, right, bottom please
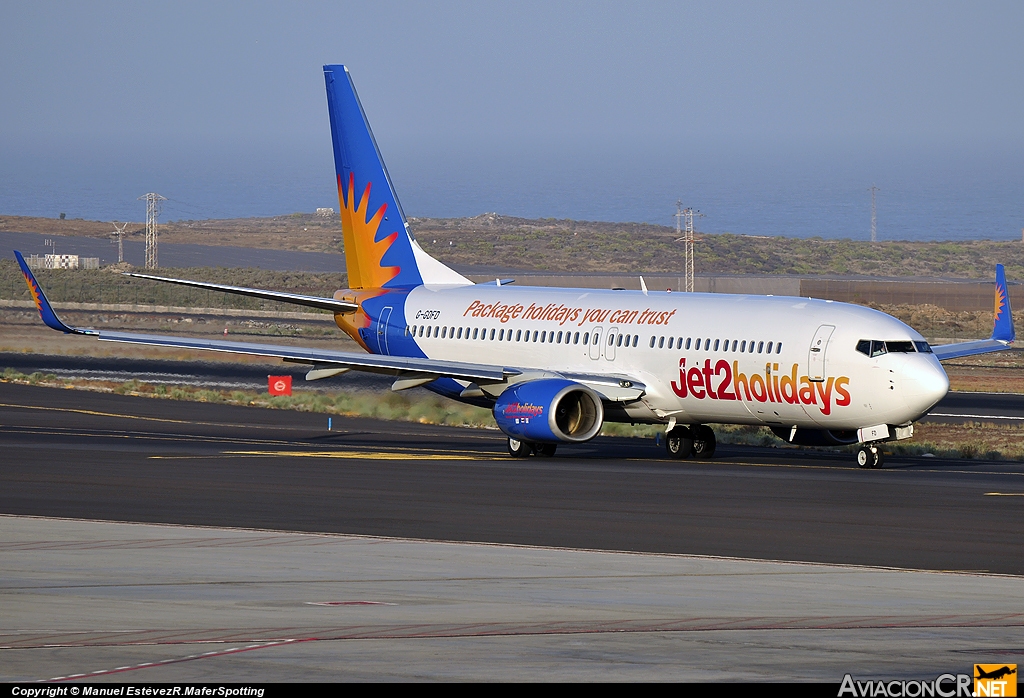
left=3, top=515, right=1022, bottom=682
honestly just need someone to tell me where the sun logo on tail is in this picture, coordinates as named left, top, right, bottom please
left=995, top=282, right=1007, bottom=322
left=22, top=271, right=44, bottom=314
left=338, top=173, right=400, bottom=289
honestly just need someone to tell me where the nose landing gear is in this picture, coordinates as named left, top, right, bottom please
left=856, top=444, right=884, bottom=469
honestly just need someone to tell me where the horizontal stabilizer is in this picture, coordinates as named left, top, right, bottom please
left=126, top=273, right=358, bottom=313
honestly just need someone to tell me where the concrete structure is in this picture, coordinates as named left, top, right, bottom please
left=24, top=253, right=100, bottom=270
left=3, top=515, right=1021, bottom=682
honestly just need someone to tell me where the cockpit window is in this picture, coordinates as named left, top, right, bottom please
left=857, top=339, right=927, bottom=357
left=885, top=341, right=916, bottom=353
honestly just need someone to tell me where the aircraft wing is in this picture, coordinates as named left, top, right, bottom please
left=13, top=251, right=653, bottom=397
left=931, top=338, right=1012, bottom=361
left=125, top=272, right=358, bottom=314
left=930, top=264, right=1016, bottom=361
left=12, top=250, right=518, bottom=386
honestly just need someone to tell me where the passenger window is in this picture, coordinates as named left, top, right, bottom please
left=757, top=341, right=764, bottom=353
left=740, top=340, right=746, bottom=352
left=574, top=332, right=580, bottom=344
left=617, top=334, right=623, bottom=347
left=714, top=339, right=720, bottom=351
left=702, top=339, right=709, bottom=350
left=557, top=331, right=563, bottom=343
left=685, top=338, right=691, bottom=350
left=776, top=342, right=782, bottom=354
left=532, top=330, right=539, bottom=342
left=633, top=335, right=638, bottom=347
left=583, top=332, right=589, bottom=345
left=516, top=329, right=522, bottom=341
left=766, top=341, right=773, bottom=353
left=650, top=336, right=656, bottom=348
left=659, top=336, right=665, bottom=349
left=668, top=337, right=674, bottom=349
left=472, top=328, right=478, bottom=340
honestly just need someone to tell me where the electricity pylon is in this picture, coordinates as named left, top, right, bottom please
left=111, top=222, right=128, bottom=264
left=138, top=193, right=166, bottom=269
left=675, top=201, right=704, bottom=293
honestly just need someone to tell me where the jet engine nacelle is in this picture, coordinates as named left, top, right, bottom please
left=770, top=426, right=859, bottom=447
left=493, top=379, right=604, bottom=444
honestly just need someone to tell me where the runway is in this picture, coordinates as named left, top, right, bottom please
left=4, top=382, right=1024, bottom=681
left=2, top=382, right=1024, bottom=575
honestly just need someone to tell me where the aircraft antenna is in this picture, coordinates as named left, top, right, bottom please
left=869, top=185, right=879, bottom=243
left=138, top=193, right=166, bottom=269
left=675, top=201, right=703, bottom=292
left=110, top=222, right=128, bottom=264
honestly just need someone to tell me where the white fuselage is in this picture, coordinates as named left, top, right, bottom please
left=399, top=285, right=949, bottom=430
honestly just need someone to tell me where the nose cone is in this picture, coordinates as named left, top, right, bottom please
left=902, top=356, right=950, bottom=417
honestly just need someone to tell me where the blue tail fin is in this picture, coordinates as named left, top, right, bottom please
left=323, top=64, right=468, bottom=289
left=993, top=263, right=1015, bottom=342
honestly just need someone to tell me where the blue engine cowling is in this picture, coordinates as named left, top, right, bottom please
left=493, top=379, right=604, bottom=444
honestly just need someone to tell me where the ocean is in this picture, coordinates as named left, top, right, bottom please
left=1, top=139, right=1021, bottom=242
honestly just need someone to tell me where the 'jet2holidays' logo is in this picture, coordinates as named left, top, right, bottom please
left=671, top=359, right=851, bottom=415
left=500, top=402, right=545, bottom=423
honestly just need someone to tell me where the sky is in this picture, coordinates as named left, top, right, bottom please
left=1, top=1, right=1022, bottom=232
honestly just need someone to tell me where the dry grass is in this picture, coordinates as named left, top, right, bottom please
left=3, top=368, right=1019, bottom=461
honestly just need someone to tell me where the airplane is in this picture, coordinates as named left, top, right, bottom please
left=975, top=666, right=1017, bottom=681
left=12, top=64, right=1017, bottom=469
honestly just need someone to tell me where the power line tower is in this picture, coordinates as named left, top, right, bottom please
left=674, top=200, right=703, bottom=293
left=869, top=185, right=879, bottom=243
left=110, top=221, right=128, bottom=264
left=138, top=193, right=166, bottom=269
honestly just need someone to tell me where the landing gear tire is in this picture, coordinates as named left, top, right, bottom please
left=508, top=437, right=532, bottom=458
left=665, top=427, right=693, bottom=459
left=856, top=445, right=883, bottom=469
left=535, top=443, right=557, bottom=457
left=691, top=425, right=717, bottom=459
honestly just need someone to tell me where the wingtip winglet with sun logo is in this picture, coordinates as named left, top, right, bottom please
left=993, top=263, right=1015, bottom=343
left=12, top=250, right=94, bottom=335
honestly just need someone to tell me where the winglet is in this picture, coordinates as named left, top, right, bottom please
left=992, top=264, right=1015, bottom=343
left=13, top=251, right=89, bottom=334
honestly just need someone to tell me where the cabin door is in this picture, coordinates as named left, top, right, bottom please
left=807, top=324, right=835, bottom=382
left=376, top=306, right=393, bottom=355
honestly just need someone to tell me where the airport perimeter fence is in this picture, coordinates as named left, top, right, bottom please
left=2, top=262, right=1015, bottom=314
left=0, top=263, right=339, bottom=315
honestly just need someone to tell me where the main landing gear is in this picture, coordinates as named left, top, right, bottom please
left=507, top=437, right=557, bottom=458
left=856, top=444, right=884, bottom=469
left=665, top=425, right=717, bottom=460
